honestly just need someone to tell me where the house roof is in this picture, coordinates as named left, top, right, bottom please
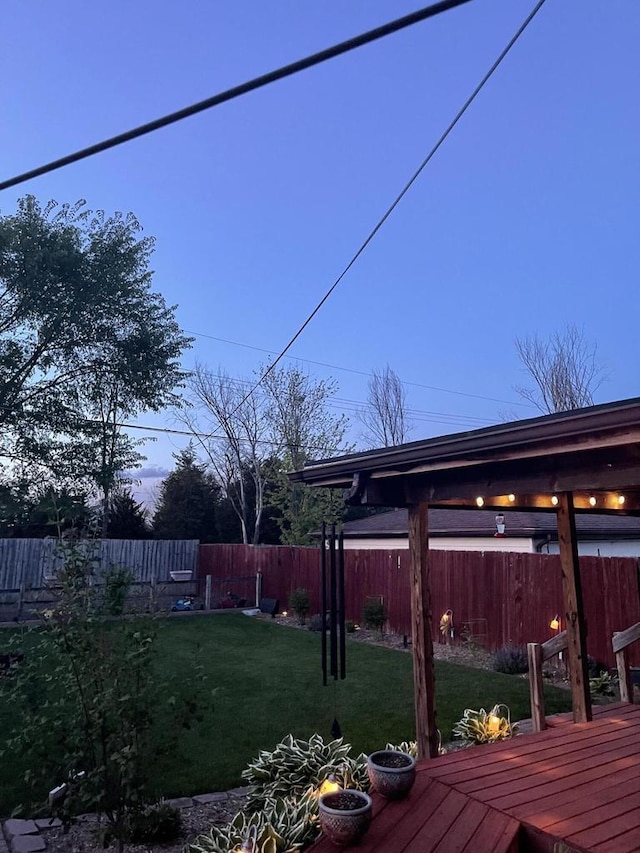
left=289, top=397, right=640, bottom=515
left=342, top=508, right=640, bottom=540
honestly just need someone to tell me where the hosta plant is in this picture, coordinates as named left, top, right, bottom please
left=188, top=792, right=319, bottom=853
left=452, top=704, right=517, bottom=745
left=242, top=734, right=369, bottom=810
left=386, top=734, right=446, bottom=757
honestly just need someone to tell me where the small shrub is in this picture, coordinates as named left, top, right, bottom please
left=363, top=599, right=387, bottom=637
left=308, top=613, right=325, bottom=632
left=589, top=671, right=618, bottom=697
left=127, top=801, right=182, bottom=843
left=453, top=705, right=518, bottom=744
left=289, top=588, right=311, bottom=626
left=491, top=645, right=529, bottom=675
left=102, top=565, right=134, bottom=616
left=587, top=655, right=607, bottom=678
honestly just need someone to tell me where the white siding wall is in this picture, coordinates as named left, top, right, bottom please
left=542, top=539, right=640, bottom=557
left=342, top=536, right=536, bottom=553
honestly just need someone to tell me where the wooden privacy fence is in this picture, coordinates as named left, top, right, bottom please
left=198, top=544, right=640, bottom=667
left=0, top=538, right=199, bottom=590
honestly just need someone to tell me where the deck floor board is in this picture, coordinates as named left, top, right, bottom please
left=310, top=704, right=640, bottom=852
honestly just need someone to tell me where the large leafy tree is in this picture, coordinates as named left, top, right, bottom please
left=153, top=446, right=220, bottom=542
left=0, top=196, right=192, bottom=524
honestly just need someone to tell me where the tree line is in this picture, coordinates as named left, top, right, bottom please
left=0, top=195, right=607, bottom=544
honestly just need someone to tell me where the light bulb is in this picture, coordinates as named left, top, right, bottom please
left=589, top=495, right=597, bottom=507
left=618, top=495, right=625, bottom=506
left=487, top=714, right=501, bottom=734
left=508, top=494, right=516, bottom=503
left=551, top=495, right=559, bottom=506
left=318, top=774, right=341, bottom=796
left=476, top=496, right=484, bottom=507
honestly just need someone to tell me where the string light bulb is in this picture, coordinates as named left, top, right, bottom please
left=589, top=495, right=597, bottom=507
left=618, top=495, right=626, bottom=506
left=551, top=495, right=559, bottom=506
left=508, top=494, right=516, bottom=503
left=476, top=496, right=484, bottom=507
left=550, top=616, right=560, bottom=631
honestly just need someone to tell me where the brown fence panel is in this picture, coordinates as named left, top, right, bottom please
left=198, top=545, right=640, bottom=667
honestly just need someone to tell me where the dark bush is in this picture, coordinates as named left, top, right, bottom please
left=587, top=654, right=607, bottom=678
left=491, top=645, right=529, bottom=675
left=345, top=619, right=357, bottom=634
left=308, top=613, right=325, bottom=632
left=127, top=802, right=182, bottom=843
left=363, top=599, right=387, bottom=637
left=289, top=588, right=311, bottom=625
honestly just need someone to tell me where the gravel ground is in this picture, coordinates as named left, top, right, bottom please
left=40, top=792, right=248, bottom=853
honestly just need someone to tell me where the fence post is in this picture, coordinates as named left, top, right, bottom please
left=205, top=575, right=212, bottom=611
left=149, top=575, right=157, bottom=613
left=255, top=571, right=262, bottom=608
left=18, top=581, right=25, bottom=620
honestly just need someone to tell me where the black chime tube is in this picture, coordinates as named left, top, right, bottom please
left=329, top=524, right=338, bottom=680
left=338, top=531, right=346, bottom=680
left=321, top=522, right=327, bottom=686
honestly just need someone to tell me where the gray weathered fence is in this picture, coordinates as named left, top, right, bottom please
left=0, top=539, right=199, bottom=590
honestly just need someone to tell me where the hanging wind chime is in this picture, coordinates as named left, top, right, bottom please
left=320, top=522, right=346, bottom=738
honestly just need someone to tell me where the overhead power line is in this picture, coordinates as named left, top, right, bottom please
left=184, top=328, right=536, bottom=409
left=0, top=0, right=472, bottom=192
left=234, top=0, right=548, bottom=417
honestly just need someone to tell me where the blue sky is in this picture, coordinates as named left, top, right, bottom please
left=2, top=0, right=639, bottom=495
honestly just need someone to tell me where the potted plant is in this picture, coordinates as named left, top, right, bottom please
left=367, top=749, right=416, bottom=799
left=318, top=789, right=372, bottom=847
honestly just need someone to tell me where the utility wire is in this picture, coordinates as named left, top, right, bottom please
left=185, top=328, right=536, bottom=409
left=234, top=0, right=548, bottom=417
left=0, top=0, right=472, bottom=192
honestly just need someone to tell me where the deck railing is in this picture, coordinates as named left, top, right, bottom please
left=613, top=621, right=640, bottom=703
left=527, top=630, right=568, bottom=732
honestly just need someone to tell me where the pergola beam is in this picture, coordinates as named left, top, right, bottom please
left=556, top=492, right=592, bottom=723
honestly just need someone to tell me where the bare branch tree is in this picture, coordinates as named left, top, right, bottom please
left=358, top=365, right=412, bottom=447
left=514, top=325, right=607, bottom=414
left=180, top=365, right=268, bottom=545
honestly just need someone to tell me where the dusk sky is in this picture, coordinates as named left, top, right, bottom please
left=2, top=0, right=639, bottom=497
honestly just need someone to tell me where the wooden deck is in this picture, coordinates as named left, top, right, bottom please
left=311, top=704, right=640, bottom=852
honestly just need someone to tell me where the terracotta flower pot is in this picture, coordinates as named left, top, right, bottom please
left=318, top=790, right=372, bottom=847
left=367, top=749, right=416, bottom=799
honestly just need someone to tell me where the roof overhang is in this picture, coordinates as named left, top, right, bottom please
left=289, top=397, right=640, bottom=514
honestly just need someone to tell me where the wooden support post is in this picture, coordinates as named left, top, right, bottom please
left=205, top=575, right=212, bottom=611
left=615, top=646, right=632, bottom=703
left=408, top=502, right=438, bottom=759
left=527, top=643, right=546, bottom=733
left=556, top=492, right=592, bottom=723
left=612, top=624, right=640, bottom=703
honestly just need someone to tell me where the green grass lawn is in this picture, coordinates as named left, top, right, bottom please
left=0, top=614, right=571, bottom=814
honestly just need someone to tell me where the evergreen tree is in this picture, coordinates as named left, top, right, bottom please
left=106, top=488, right=149, bottom=539
left=152, top=446, right=219, bottom=542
